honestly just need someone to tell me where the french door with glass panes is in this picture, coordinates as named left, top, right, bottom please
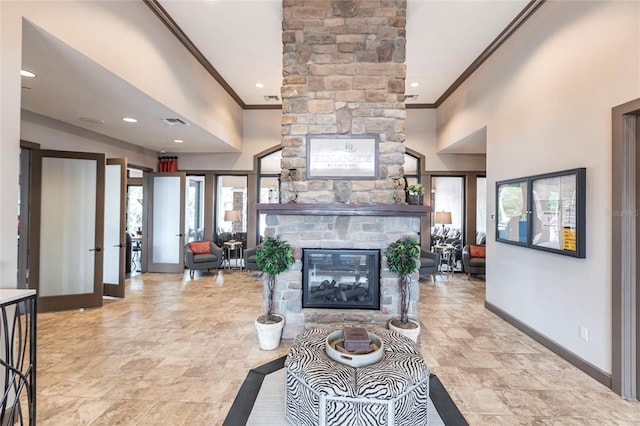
left=29, top=150, right=105, bottom=311
left=144, top=172, right=186, bottom=273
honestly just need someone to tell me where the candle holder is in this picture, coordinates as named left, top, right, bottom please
left=280, top=168, right=299, bottom=203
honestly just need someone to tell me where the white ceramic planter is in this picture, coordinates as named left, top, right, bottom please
left=388, top=319, right=421, bottom=343
left=255, top=314, right=285, bottom=350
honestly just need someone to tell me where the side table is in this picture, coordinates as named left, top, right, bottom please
left=223, top=241, right=244, bottom=270
left=433, top=244, right=455, bottom=279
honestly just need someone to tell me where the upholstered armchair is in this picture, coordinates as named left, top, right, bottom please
left=462, top=244, right=486, bottom=280
left=243, top=246, right=260, bottom=275
left=418, top=249, right=439, bottom=282
left=184, top=241, right=224, bottom=278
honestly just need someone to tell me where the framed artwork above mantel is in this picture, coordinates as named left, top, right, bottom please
left=306, top=135, right=379, bottom=179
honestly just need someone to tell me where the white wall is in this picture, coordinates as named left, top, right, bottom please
left=179, top=110, right=282, bottom=171
left=0, top=1, right=245, bottom=287
left=22, top=111, right=157, bottom=168
left=179, top=109, right=484, bottom=172
left=1, top=2, right=23, bottom=287
left=14, top=1, right=243, bottom=150
left=406, top=109, right=485, bottom=171
left=438, top=1, right=640, bottom=373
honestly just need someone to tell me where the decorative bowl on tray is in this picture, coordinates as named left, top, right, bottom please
left=325, top=330, right=384, bottom=368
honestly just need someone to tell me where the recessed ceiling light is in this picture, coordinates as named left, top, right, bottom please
left=173, top=139, right=184, bottom=144
left=256, top=83, right=264, bottom=88
left=410, top=82, right=419, bottom=87
left=20, top=69, right=36, bottom=78
left=122, top=117, right=137, bottom=123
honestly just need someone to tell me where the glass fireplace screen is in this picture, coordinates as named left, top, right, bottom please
left=302, top=248, right=380, bottom=310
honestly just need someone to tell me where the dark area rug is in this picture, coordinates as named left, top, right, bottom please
left=224, top=356, right=468, bottom=426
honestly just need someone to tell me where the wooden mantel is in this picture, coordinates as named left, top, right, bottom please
left=255, top=203, right=430, bottom=217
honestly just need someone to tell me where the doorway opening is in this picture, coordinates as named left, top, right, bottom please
left=612, top=98, right=640, bottom=399
left=126, top=168, right=144, bottom=276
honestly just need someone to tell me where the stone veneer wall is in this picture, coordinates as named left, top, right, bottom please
left=270, top=0, right=413, bottom=338
left=265, top=215, right=421, bottom=339
left=280, top=0, right=407, bottom=204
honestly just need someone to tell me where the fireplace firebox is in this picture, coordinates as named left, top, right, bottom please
left=303, top=249, right=380, bottom=310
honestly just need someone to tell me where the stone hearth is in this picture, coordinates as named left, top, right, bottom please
left=257, top=204, right=425, bottom=339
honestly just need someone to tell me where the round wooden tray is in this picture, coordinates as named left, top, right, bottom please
left=325, top=330, right=384, bottom=368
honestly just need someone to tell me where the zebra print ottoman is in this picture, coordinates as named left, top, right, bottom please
left=284, top=325, right=429, bottom=426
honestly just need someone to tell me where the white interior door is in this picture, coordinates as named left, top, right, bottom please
left=103, top=159, right=127, bottom=297
left=30, top=150, right=105, bottom=311
left=145, top=172, right=186, bottom=273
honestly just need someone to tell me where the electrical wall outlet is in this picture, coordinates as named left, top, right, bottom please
left=579, top=326, right=589, bottom=341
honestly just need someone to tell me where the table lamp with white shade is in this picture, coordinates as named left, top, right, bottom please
left=224, top=209, right=241, bottom=240
left=434, top=211, right=452, bottom=245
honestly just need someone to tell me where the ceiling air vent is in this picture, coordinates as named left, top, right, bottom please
left=404, top=94, right=419, bottom=101
left=264, top=95, right=280, bottom=102
left=162, top=118, right=189, bottom=126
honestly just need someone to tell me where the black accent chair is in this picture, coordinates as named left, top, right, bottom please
left=418, top=249, right=439, bottom=282
left=243, top=246, right=260, bottom=275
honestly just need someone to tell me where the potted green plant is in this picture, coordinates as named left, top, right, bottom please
left=385, top=237, right=421, bottom=342
left=254, top=236, right=295, bottom=350
left=406, top=184, right=424, bottom=205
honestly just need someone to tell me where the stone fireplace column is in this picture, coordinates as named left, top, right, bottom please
left=281, top=0, right=407, bottom=204
left=266, top=0, right=418, bottom=339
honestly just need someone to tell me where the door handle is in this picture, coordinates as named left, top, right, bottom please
left=89, top=247, right=102, bottom=252
left=114, top=243, right=125, bottom=248
left=176, top=234, right=184, bottom=237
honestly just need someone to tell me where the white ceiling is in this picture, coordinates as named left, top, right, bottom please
left=20, top=0, right=530, bottom=154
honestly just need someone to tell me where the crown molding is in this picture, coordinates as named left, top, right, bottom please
left=435, top=0, right=546, bottom=107
left=147, top=0, right=545, bottom=111
left=143, top=0, right=246, bottom=109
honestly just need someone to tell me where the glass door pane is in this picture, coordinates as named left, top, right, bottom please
left=40, top=157, right=96, bottom=297
left=33, top=149, right=105, bottom=312
left=146, top=173, right=186, bottom=273
left=103, top=160, right=127, bottom=298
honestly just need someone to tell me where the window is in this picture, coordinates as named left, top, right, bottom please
left=186, top=175, right=205, bottom=242
left=257, top=149, right=282, bottom=240
left=216, top=175, right=247, bottom=244
left=403, top=153, right=419, bottom=187
left=431, top=176, right=464, bottom=238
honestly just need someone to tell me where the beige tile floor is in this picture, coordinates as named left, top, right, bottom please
left=34, top=270, right=639, bottom=425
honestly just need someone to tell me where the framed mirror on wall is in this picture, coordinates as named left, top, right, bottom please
left=496, top=168, right=586, bottom=258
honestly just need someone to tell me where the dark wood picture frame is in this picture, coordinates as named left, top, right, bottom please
left=306, top=134, right=379, bottom=179
left=496, top=168, right=586, bottom=258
